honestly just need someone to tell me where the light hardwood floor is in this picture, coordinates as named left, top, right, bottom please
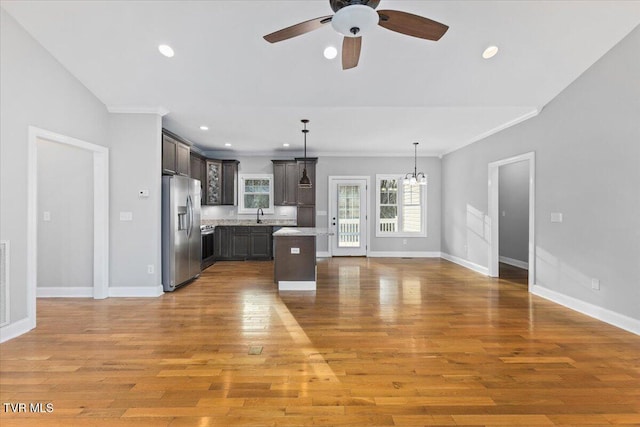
left=1, top=258, right=639, bottom=426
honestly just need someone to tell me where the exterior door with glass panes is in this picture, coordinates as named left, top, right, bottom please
left=329, top=178, right=368, bottom=256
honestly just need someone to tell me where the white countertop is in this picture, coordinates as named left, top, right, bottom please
left=273, top=227, right=333, bottom=237
left=203, top=219, right=296, bottom=227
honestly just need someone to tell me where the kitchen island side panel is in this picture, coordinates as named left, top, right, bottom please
left=274, top=236, right=316, bottom=282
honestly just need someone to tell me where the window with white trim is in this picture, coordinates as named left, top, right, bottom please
left=238, top=174, right=274, bottom=214
left=375, top=174, right=426, bottom=237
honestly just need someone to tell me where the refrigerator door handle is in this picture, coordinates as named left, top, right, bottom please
left=186, top=195, right=192, bottom=238
left=188, top=195, right=194, bottom=238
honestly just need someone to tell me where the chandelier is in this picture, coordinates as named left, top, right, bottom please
left=403, top=142, right=427, bottom=185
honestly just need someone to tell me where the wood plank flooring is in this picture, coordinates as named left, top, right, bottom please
left=1, top=258, right=639, bottom=426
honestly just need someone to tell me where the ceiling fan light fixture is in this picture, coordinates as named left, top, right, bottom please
left=323, top=45, right=338, bottom=59
left=331, top=4, right=379, bottom=37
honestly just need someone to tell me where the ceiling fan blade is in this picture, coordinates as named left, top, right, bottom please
left=342, top=36, right=362, bottom=70
left=377, top=10, right=449, bottom=41
left=264, top=16, right=333, bottom=43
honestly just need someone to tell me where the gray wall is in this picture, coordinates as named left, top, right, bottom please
left=316, top=156, right=441, bottom=254
left=37, top=139, right=94, bottom=288
left=108, top=113, right=162, bottom=289
left=0, top=9, right=109, bottom=324
left=1, top=9, right=164, bottom=336
left=498, top=160, right=529, bottom=264
left=200, top=154, right=442, bottom=255
left=442, top=26, right=640, bottom=320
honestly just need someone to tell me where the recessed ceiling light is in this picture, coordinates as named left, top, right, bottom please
left=224, top=143, right=232, bottom=147
left=158, top=44, right=174, bottom=58
left=283, top=143, right=290, bottom=147
left=482, top=45, right=499, bottom=59
left=323, top=46, right=338, bottom=60
left=199, top=126, right=209, bottom=131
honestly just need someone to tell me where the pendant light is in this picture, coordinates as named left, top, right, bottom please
left=404, top=142, right=427, bottom=186
left=299, top=119, right=312, bottom=188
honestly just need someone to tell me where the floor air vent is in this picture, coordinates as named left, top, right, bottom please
left=0, top=241, right=8, bottom=326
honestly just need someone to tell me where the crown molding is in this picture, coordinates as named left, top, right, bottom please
left=107, top=106, right=170, bottom=116
left=441, top=107, right=540, bottom=157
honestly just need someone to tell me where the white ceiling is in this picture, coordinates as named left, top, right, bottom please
left=3, top=1, right=640, bottom=157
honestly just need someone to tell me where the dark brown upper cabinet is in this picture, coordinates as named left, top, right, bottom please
left=162, top=129, right=237, bottom=205
left=272, top=160, right=298, bottom=206
left=189, top=153, right=205, bottom=185
left=296, top=158, right=317, bottom=207
left=222, top=160, right=239, bottom=206
left=162, top=130, right=191, bottom=176
left=205, top=159, right=223, bottom=205
left=203, top=159, right=238, bottom=206
left=189, top=152, right=206, bottom=203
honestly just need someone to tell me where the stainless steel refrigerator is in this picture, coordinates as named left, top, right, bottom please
left=162, top=175, right=201, bottom=291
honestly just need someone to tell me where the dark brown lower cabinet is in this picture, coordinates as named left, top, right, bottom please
left=214, top=226, right=273, bottom=261
left=249, top=228, right=272, bottom=259
left=231, top=227, right=250, bottom=259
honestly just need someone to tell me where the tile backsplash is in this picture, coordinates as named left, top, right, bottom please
left=201, top=205, right=297, bottom=221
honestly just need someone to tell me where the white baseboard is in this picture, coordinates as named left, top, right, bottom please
left=499, top=256, right=529, bottom=270
left=440, top=253, right=489, bottom=276
left=316, top=251, right=331, bottom=258
left=368, top=251, right=442, bottom=258
left=36, top=286, right=165, bottom=298
left=531, top=285, right=640, bottom=336
left=108, top=285, right=164, bottom=297
left=278, top=281, right=316, bottom=291
left=0, top=316, right=35, bottom=343
left=37, top=286, right=93, bottom=298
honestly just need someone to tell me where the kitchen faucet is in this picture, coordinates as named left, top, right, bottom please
left=257, top=208, right=264, bottom=224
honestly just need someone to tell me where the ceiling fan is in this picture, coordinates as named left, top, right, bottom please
left=263, top=0, right=449, bottom=70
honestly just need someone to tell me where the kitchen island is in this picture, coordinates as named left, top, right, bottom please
left=273, top=227, right=332, bottom=291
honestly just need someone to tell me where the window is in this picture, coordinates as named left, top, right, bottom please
left=238, top=174, right=274, bottom=214
left=375, top=174, right=426, bottom=237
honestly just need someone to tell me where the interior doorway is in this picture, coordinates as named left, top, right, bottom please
left=27, top=127, right=109, bottom=326
left=498, top=160, right=530, bottom=285
left=488, top=152, right=535, bottom=290
left=328, top=177, right=369, bottom=256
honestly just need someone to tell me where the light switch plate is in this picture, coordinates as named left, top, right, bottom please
left=138, top=189, right=149, bottom=198
left=550, top=212, right=563, bottom=223
left=291, top=247, right=300, bottom=254
left=120, top=211, right=133, bottom=221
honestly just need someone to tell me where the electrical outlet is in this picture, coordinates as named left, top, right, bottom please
left=591, top=278, right=600, bottom=290
left=147, top=264, right=154, bottom=274
left=402, top=239, right=407, bottom=245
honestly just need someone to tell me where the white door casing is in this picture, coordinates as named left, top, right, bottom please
left=27, top=126, right=110, bottom=323
left=488, top=152, right=535, bottom=290
left=328, top=177, right=369, bottom=256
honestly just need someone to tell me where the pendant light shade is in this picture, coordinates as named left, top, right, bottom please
left=404, top=142, right=427, bottom=186
left=299, top=119, right=312, bottom=188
